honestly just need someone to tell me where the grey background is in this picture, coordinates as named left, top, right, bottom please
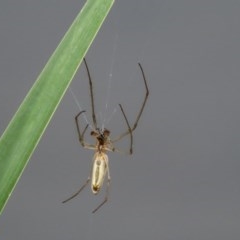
left=0, top=0, right=240, bottom=239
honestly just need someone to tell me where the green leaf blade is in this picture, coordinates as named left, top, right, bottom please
left=0, top=0, right=114, bottom=215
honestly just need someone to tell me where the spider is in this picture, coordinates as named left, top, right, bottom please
left=62, top=58, right=149, bottom=213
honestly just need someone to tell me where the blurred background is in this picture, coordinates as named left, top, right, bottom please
left=0, top=0, right=240, bottom=239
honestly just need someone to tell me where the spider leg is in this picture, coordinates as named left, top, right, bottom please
left=106, top=147, right=133, bottom=155
left=132, top=63, right=149, bottom=131
left=118, top=104, right=133, bottom=154
left=112, top=63, right=149, bottom=143
left=75, top=110, right=96, bottom=149
left=83, top=58, right=97, bottom=129
left=62, top=177, right=90, bottom=203
left=92, top=162, right=111, bottom=213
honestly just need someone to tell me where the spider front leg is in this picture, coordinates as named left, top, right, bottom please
left=75, top=110, right=96, bottom=150
left=118, top=104, right=133, bottom=154
left=112, top=62, right=149, bottom=145
left=101, top=104, right=133, bottom=155
left=83, top=58, right=97, bottom=129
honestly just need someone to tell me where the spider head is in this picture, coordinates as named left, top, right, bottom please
left=90, top=128, right=111, bottom=146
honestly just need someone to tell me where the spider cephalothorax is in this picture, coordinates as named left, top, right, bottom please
left=63, top=58, right=149, bottom=213
left=90, top=128, right=111, bottom=152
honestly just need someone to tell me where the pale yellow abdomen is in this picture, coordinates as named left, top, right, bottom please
left=91, top=152, right=108, bottom=194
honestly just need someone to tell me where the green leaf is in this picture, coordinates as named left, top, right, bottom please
left=0, top=0, right=114, bottom=215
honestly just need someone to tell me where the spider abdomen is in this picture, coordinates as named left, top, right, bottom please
left=91, top=152, right=108, bottom=194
